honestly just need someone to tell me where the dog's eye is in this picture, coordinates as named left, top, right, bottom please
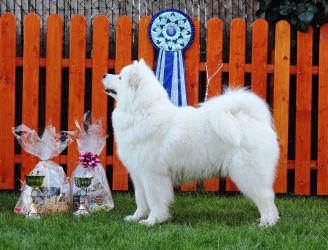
left=118, top=76, right=122, bottom=80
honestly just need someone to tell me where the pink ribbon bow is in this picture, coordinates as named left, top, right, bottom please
left=79, top=152, right=100, bottom=169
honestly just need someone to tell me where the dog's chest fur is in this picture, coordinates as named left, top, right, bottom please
left=111, top=107, right=169, bottom=173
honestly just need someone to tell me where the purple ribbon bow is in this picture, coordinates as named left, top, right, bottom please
left=79, top=152, right=100, bottom=169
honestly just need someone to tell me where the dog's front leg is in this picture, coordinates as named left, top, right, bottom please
left=139, top=174, right=174, bottom=226
left=124, top=174, right=150, bottom=222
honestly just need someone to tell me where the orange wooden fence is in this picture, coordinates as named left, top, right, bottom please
left=0, top=12, right=328, bottom=195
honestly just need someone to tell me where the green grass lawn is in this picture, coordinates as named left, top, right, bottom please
left=0, top=192, right=327, bottom=250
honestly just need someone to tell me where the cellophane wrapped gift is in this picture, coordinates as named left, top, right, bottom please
left=13, top=124, right=74, bottom=215
left=71, top=112, right=114, bottom=212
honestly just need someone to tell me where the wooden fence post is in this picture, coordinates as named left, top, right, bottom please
left=67, top=15, right=86, bottom=177
left=0, top=13, right=16, bottom=189
left=273, top=20, right=290, bottom=193
left=295, top=26, right=313, bottom=195
left=21, top=13, right=40, bottom=180
left=317, top=24, right=328, bottom=195
left=112, top=16, right=132, bottom=191
left=226, top=18, right=246, bottom=192
left=203, top=18, right=223, bottom=192
left=45, top=14, right=63, bottom=165
left=91, top=16, right=109, bottom=169
left=181, top=17, right=200, bottom=192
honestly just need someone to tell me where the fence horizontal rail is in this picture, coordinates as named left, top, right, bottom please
left=11, top=155, right=318, bottom=170
left=12, top=58, right=324, bottom=74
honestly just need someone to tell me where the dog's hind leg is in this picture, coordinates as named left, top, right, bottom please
left=229, top=163, right=280, bottom=227
left=124, top=174, right=150, bottom=222
left=139, top=174, right=174, bottom=226
left=254, top=190, right=279, bottom=227
left=244, top=184, right=279, bottom=227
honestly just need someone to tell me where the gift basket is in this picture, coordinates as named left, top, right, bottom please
left=13, top=124, right=74, bottom=216
left=71, top=112, right=114, bottom=213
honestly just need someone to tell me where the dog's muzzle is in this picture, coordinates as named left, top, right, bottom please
left=102, top=74, right=117, bottom=98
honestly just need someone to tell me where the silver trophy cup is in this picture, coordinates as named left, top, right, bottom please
left=25, top=175, right=45, bottom=220
left=73, top=177, right=92, bottom=217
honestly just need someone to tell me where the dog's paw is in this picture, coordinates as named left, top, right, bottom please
left=124, top=215, right=140, bottom=222
left=139, top=219, right=156, bottom=227
left=138, top=213, right=171, bottom=226
left=259, top=216, right=280, bottom=228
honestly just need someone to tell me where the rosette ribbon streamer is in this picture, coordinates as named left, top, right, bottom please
left=149, top=9, right=195, bottom=106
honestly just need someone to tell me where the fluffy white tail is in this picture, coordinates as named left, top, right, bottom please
left=204, top=88, right=272, bottom=146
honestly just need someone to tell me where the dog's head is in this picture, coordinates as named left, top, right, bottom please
left=102, top=59, right=166, bottom=109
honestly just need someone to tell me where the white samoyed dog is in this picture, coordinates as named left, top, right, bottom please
left=102, top=59, right=280, bottom=227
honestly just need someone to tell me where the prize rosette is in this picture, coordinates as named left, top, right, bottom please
left=149, top=8, right=195, bottom=106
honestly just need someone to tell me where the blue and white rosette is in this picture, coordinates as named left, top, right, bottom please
left=149, top=9, right=194, bottom=106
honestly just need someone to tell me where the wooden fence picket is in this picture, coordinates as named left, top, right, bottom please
left=251, top=19, right=268, bottom=100
left=138, top=16, right=154, bottom=68
left=180, top=17, right=200, bottom=192
left=318, top=24, right=328, bottom=195
left=203, top=18, right=223, bottom=192
left=226, top=18, right=246, bottom=192
left=273, top=20, right=290, bottom=193
left=21, top=13, right=40, bottom=180
left=91, top=16, right=109, bottom=169
left=67, top=15, right=86, bottom=177
left=295, top=27, right=313, bottom=195
left=45, top=14, right=63, bottom=164
left=112, top=16, right=132, bottom=191
left=0, top=13, right=16, bottom=189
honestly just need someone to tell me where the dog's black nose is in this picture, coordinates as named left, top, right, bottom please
left=103, top=74, right=107, bottom=79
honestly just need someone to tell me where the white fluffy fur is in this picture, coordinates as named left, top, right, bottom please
left=102, top=59, right=280, bottom=227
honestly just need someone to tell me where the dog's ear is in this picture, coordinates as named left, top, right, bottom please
left=139, top=58, right=145, bottom=66
left=138, top=58, right=150, bottom=74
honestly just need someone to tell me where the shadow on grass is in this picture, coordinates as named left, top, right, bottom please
left=170, top=211, right=259, bottom=227
left=169, top=194, right=259, bottom=227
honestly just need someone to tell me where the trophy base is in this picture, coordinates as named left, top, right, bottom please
left=26, top=213, right=41, bottom=220
left=74, top=209, right=90, bottom=217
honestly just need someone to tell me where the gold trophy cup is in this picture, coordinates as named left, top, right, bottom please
left=25, top=175, right=45, bottom=220
left=74, top=177, right=92, bottom=217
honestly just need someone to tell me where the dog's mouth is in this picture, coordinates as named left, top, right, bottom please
left=104, top=88, right=117, bottom=99
left=105, top=88, right=117, bottom=96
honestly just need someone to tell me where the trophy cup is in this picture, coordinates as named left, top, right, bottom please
left=73, top=177, right=92, bottom=217
left=25, top=175, right=45, bottom=220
